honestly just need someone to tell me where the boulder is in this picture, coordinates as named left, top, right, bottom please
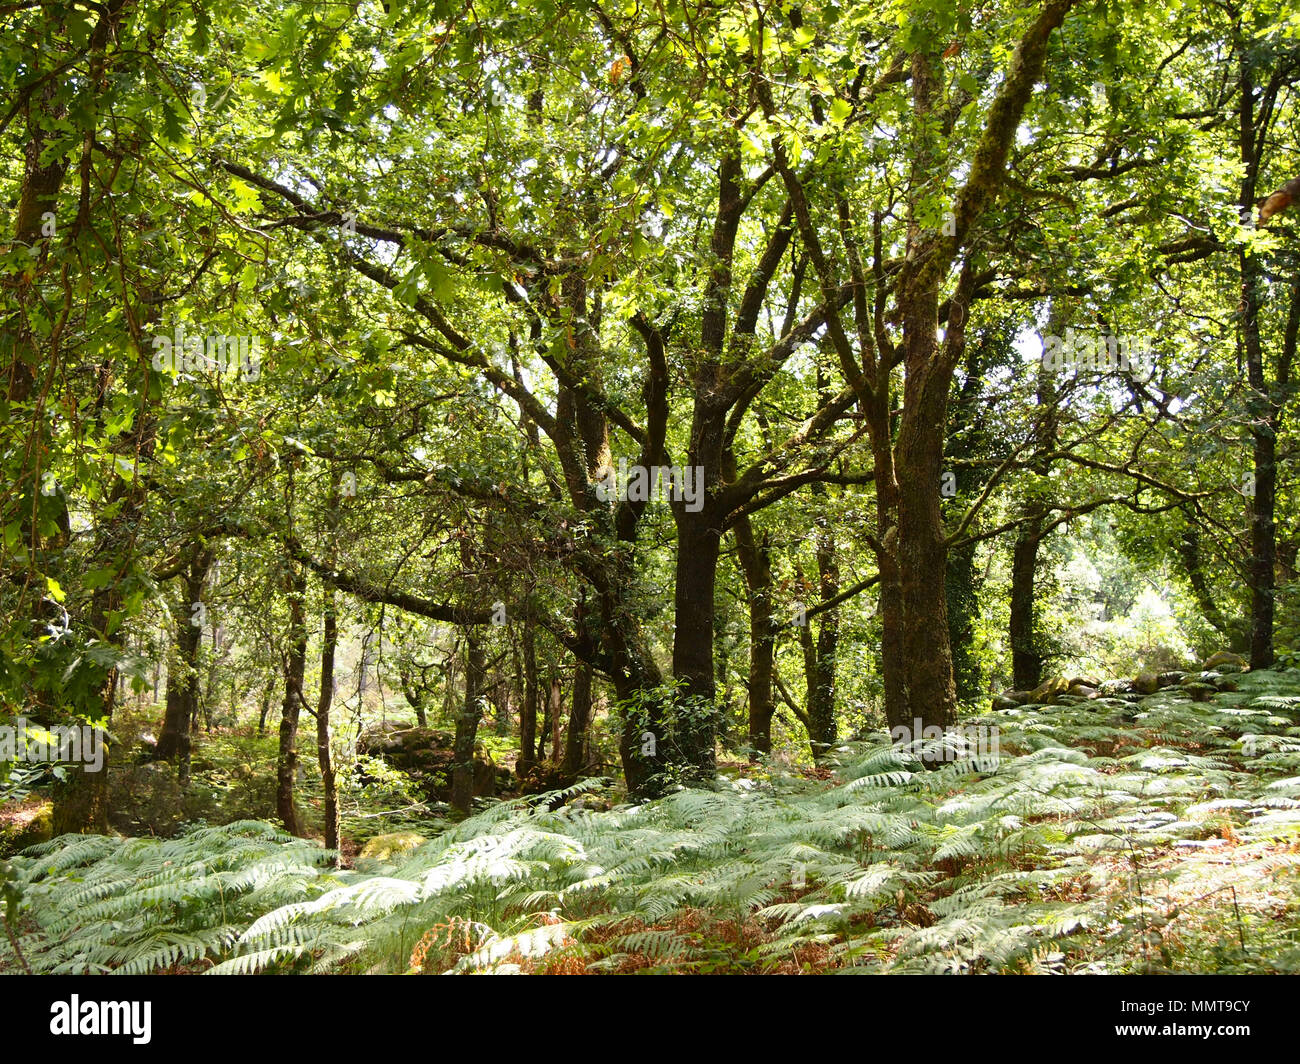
left=1133, top=669, right=1160, bottom=695
left=355, top=723, right=505, bottom=804
left=1202, top=651, right=1247, bottom=672
left=358, top=831, right=426, bottom=862
left=0, top=799, right=52, bottom=856
left=1027, top=676, right=1071, bottom=704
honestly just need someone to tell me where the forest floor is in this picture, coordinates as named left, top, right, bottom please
left=2, top=665, right=1299, bottom=974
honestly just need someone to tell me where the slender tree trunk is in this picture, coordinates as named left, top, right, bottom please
left=494, top=681, right=511, bottom=737
left=518, top=619, right=539, bottom=779
left=157, top=554, right=211, bottom=783
left=870, top=425, right=908, bottom=731
left=1010, top=518, right=1045, bottom=690
left=257, top=681, right=272, bottom=735
left=1243, top=249, right=1276, bottom=670
left=451, top=632, right=485, bottom=814
left=1177, top=516, right=1237, bottom=646
left=31, top=3, right=141, bottom=836
left=277, top=567, right=307, bottom=837
left=946, top=539, right=982, bottom=701
left=1237, top=47, right=1278, bottom=670
left=317, top=575, right=340, bottom=857
left=401, top=675, right=428, bottom=728
left=561, top=663, right=593, bottom=777
left=548, top=676, right=563, bottom=764
left=800, top=529, right=840, bottom=761
left=315, top=473, right=341, bottom=854
left=733, top=516, right=775, bottom=755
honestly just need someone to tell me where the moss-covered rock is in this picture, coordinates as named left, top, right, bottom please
left=1202, top=650, right=1248, bottom=672
left=0, top=799, right=53, bottom=856
left=356, top=724, right=509, bottom=804
left=1027, top=676, right=1071, bottom=704
left=358, top=831, right=427, bottom=862
left=1133, top=669, right=1160, bottom=695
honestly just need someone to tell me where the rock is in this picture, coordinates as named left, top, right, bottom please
left=0, top=799, right=53, bottom=856
left=357, top=722, right=454, bottom=758
left=1098, top=678, right=1134, bottom=696
left=359, top=831, right=426, bottom=861
left=1156, top=671, right=1187, bottom=689
left=355, top=724, right=504, bottom=804
left=1133, top=669, right=1160, bottom=695
left=1066, top=682, right=1098, bottom=698
left=991, top=694, right=1021, bottom=711
left=1027, top=677, right=1070, bottom=704
left=1202, top=651, right=1247, bottom=672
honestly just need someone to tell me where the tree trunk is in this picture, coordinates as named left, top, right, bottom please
left=317, top=573, right=340, bottom=857
left=869, top=426, right=909, bottom=732
left=548, top=676, right=563, bottom=764
left=451, top=632, right=485, bottom=814
left=561, top=663, right=593, bottom=778
left=1236, top=47, right=1280, bottom=671
left=157, top=553, right=211, bottom=784
left=946, top=538, right=983, bottom=701
left=257, top=682, right=272, bottom=735
left=400, top=675, right=428, bottom=728
left=895, top=360, right=959, bottom=738
left=1177, top=515, right=1237, bottom=647
left=733, top=516, right=775, bottom=755
left=277, top=567, right=307, bottom=837
left=800, top=528, right=840, bottom=761
left=518, top=618, right=539, bottom=779
left=1242, top=247, right=1276, bottom=670
left=670, top=433, right=725, bottom=781
left=1010, top=518, right=1045, bottom=690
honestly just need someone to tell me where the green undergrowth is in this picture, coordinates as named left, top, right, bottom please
left=3, top=670, right=1299, bottom=974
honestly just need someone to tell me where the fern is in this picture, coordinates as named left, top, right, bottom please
left=9, top=669, right=1300, bottom=974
